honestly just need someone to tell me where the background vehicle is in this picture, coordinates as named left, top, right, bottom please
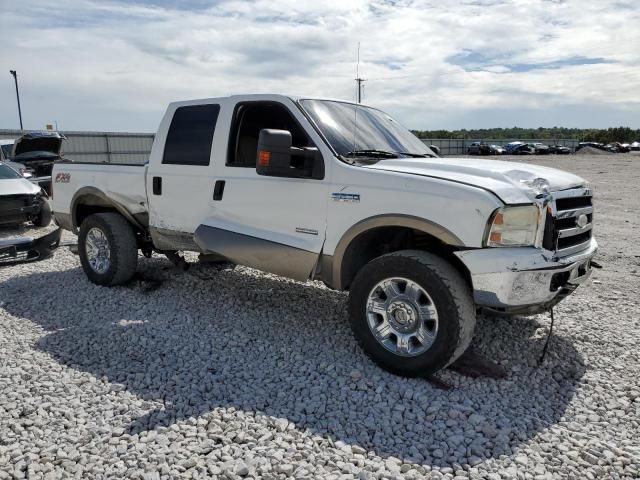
left=467, top=142, right=504, bottom=155
left=0, top=162, right=52, bottom=227
left=606, top=142, right=630, bottom=153
left=530, top=143, right=550, bottom=155
left=503, top=141, right=524, bottom=154
left=467, top=142, right=482, bottom=154
left=0, top=139, right=31, bottom=177
left=51, top=94, right=597, bottom=377
left=511, top=143, right=535, bottom=155
left=4, top=132, right=66, bottom=194
left=549, top=145, right=571, bottom=155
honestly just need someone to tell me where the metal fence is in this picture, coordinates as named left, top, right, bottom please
left=0, top=129, right=154, bottom=165
left=1, top=128, right=583, bottom=162
left=421, top=138, right=581, bottom=156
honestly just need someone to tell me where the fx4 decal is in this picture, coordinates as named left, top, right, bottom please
left=55, top=172, right=71, bottom=183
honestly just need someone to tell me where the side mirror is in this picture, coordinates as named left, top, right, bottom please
left=256, top=128, right=325, bottom=179
left=256, top=129, right=293, bottom=177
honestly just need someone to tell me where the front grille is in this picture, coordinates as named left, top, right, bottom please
left=543, top=186, right=594, bottom=257
left=0, top=195, right=39, bottom=225
left=0, top=194, right=37, bottom=211
left=555, top=195, right=592, bottom=211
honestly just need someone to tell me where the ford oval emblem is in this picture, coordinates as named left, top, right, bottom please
left=577, top=214, right=589, bottom=228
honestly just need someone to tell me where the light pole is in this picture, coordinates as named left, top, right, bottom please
left=9, top=70, right=24, bottom=130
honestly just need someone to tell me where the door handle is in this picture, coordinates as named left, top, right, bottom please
left=152, top=177, right=162, bottom=195
left=213, top=180, right=225, bottom=201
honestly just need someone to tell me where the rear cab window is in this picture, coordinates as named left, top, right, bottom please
left=163, top=104, right=220, bottom=166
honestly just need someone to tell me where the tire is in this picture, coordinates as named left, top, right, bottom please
left=348, top=250, right=476, bottom=377
left=35, top=200, right=52, bottom=227
left=78, top=213, right=138, bottom=286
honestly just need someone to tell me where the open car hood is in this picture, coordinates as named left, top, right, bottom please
left=12, top=131, right=66, bottom=159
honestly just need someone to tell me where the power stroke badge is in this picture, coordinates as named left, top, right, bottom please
left=331, top=192, right=360, bottom=203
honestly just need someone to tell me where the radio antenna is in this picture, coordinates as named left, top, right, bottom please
left=352, top=42, right=363, bottom=156
left=355, top=42, right=365, bottom=103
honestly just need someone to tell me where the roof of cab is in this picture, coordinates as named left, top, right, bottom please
left=168, top=94, right=362, bottom=108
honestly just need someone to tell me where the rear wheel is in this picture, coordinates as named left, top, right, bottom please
left=78, top=213, right=138, bottom=286
left=348, top=250, right=475, bottom=377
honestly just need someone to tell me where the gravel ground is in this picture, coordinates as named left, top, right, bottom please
left=1, top=154, right=639, bottom=479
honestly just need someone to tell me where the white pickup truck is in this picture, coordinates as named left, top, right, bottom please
left=51, top=95, right=597, bottom=376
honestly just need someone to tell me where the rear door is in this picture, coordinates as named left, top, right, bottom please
left=195, top=97, right=331, bottom=281
left=146, top=101, right=222, bottom=250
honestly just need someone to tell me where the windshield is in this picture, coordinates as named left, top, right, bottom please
left=0, top=163, right=22, bottom=179
left=1, top=144, right=12, bottom=159
left=299, top=99, right=436, bottom=159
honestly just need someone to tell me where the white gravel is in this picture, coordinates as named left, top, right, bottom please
left=1, top=154, right=639, bottom=479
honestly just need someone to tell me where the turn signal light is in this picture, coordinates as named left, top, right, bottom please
left=258, top=150, right=270, bottom=166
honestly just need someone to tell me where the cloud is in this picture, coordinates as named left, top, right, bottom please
left=0, top=0, right=638, bottom=131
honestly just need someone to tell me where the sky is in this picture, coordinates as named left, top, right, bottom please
left=1, top=0, right=639, bottom=132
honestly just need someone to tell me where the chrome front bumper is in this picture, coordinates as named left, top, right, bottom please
left=454, top=238, right=598, bottom=314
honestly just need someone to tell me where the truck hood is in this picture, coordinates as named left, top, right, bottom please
left=363, top=157, right=587, bottom=204
left=0, top=178, right=41, bottom=196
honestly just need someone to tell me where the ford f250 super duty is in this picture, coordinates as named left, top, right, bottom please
left=51, top=95, right=597, bottom=376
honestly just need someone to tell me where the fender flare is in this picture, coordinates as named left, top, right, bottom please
left=325, top=214, right=465, bottom=290
left=71, top=186, right=145, bottom=233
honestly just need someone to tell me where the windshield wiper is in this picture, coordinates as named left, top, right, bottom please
left=344, top=150, right=438, bottom=160
left=396, top=152, right=438, bottom=158
left=344, top=149, right=399, bottom=158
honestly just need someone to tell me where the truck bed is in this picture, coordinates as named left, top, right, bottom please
left=51, top=162, right=148, bottom=224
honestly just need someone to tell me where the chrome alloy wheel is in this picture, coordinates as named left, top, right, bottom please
left=366, top=277, right=439, bottom=357
left=85, top=227, right=111, bottom=274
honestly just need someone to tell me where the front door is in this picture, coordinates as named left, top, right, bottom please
left=195, top=99, right=330, bottom=281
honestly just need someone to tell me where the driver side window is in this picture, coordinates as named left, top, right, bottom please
left=226, top=102, right=315, bottom=170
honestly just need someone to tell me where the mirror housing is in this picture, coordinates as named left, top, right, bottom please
left=256, top=129, right=293, bottom=177
left=256, top=128, right=324, bottom=179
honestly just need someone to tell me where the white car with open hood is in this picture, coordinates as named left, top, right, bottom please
left=50, top=94, right=597, bottom=377
left=0, top=132, right=66, bottom=193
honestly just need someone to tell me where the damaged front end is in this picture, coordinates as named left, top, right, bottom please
left=456, top=183, right=597, bottom=315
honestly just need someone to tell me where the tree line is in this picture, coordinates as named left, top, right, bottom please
left=412, top=127, right=640, bottom=144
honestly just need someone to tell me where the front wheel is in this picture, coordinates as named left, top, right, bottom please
left=348, top=250, right=476, bottom=377
left=34, top=199, right=52, bottom=227
left=78, top=213, right=138, bottom=286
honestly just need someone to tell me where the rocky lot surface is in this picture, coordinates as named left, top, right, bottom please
left=1, top=154, right=639, bottom=479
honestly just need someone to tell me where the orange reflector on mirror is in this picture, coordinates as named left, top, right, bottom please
left=259, top=150, right=270, bottom=166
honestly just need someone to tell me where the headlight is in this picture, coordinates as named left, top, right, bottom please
left=485, top=205, right=540, bottom=247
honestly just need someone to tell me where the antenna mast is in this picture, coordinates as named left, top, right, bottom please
left=355, top=42, right=365, bottom=103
